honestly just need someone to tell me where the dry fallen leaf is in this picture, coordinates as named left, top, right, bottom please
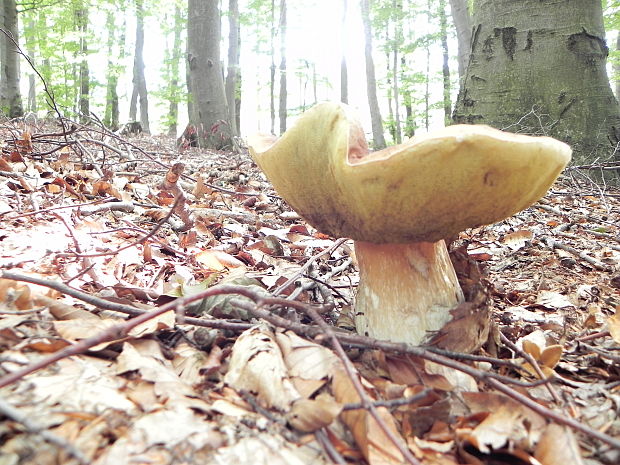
left=287, top=393, right=342, bottom=432
left=224, top=324, right=301, bottom=410
left=332, top=367, right=405, bottom=465
left=535, top=423, right=584, bottom=465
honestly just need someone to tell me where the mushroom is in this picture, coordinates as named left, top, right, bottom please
left=248, top=102, right=571, bottom=349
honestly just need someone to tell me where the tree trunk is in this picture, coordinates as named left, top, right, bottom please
left=340, top=0, right=348, bottom=104
left=614, top=33, right=620, bottom=102
left=424, top=1, right=431, bottom=131
left=360, top=0, right=386, bottom=149
left=439, top=0, right=451, bottom=124
left=225, top=0, right=240, bottom=136
left=448, top=0, right=471, bottom=84
left=24, top=18, right=36, bottom=112
left=187, top=0, right=231, bottom=149
left=104, top=11, right=120, bottom=129
left=0, top=0, right=23, bottom=118
left=269, top=0, right=276, bottom=134
left=130, top=0, right=150, bottom=133
left=278, top=0, right=287, bottom=134
left=392, top=0, right=401, bottom=144
left=75, top=4, right=89, bottom=122
left=167, top=5, right=183, bottom=137
left=453, top=0, right=620, bottom=165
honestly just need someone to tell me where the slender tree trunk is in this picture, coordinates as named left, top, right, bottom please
left=424, top=1, right=431, bottom=131
left=186, top=37, right=193, bottom=122
left=76, top=4, right=89, bottom=122
left=448, top=0, right=471, bottom=84
left=454, top=0, right=620, bottom=165
left=167, top=5, right=183, bottom=137
left=360, top=0, right=386, bottom=149
left=104, top=11, right=120, bottom=129
left=187, top=0, right=231, bottom=149
left=269, top=0, right=276, bottom=134
left=130, top=0, right=150, bottom=132
left=439, top=0, right=451, bottom=124
left=615, top=35, right=620, bottom=100
left=235, top=19, right=241, bottom=133
left=340, top=0, right=348, bottom=104
left=0, top=0, right=23, bottom=118
left=278, top=0, right=287, bottom=134
left=225, top=0, right=240, bottom=136
left=392, top=0, right=401, bottom=143
left=23, top=19, right=36, bottom=112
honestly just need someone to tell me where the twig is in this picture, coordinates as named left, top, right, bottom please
left=542, top=235, right=611, bottom=271
left=0, top=396, right=90, bottom=465
left=499, top=333, right=561, bottom=404
left=274, top=238, right=348, bottom=296
left=302, top=305, right=421, bottom=465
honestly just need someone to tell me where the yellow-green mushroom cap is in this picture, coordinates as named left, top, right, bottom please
left=248, top=102, right=571, bottom=244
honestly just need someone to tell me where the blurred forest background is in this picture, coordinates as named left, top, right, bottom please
left=1, top=0, right=620, bottom=166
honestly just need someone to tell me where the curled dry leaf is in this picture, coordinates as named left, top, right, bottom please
left=287, top=393, right=342, bottom=432
left=224, top=324, right=301, bottom=411
left=332, top=367, right=406, bottom=465
left=607, top=312, right=620, bottom=344
left=535, top=423, right=584, bottom=465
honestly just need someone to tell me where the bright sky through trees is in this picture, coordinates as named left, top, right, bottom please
left=41, top=0, right=455, bottom=137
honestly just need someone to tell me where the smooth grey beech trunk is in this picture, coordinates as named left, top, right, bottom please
left=225, top=0, right=240, bottom=136
left=187, top=0, right=231, bottom=149
left=448, top=0, right=471, bottom=84
left=0, top=0, right=23, bottom=118
left=129, top=0, right=150, bottom=133
left=453, top=0, right=620, bottom=166
left=360, top=0, right=386, bottom=149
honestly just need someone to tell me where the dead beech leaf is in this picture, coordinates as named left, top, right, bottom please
left=0, top=279, right=34, bottom=310
left=607, top=312, right=620, bottom=344
left=534, top=423, right=584, bottom=465
left=224, top=324, right=301, bottom=411
left=332, top=367, right=405, bottom=465
left=502, top=229, right=533, bottom=250
left=194, top=249, right=246, bottom=271
left=463, top=405, right=537, bottom=455
left=53, top=318, right=122, bottom=351
left=287, top=393, right=342, bottom=432
left=35, top=295, right=99, bottom=320
left=522, top=339, right=542, bottom=360
left=276, top=330, right=340, bottom=381
left=534, top=291, right=575, bottom=310
left=538, top=345, right=562, bottom=369
left=128, top=310, right=175, bottom=338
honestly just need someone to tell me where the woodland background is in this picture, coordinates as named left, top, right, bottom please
left=1, top=0, right=620, bottom=166
left=2, top=1, right=620, bottom=465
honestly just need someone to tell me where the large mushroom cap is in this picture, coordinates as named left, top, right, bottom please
left=249, top=102, right=571, bottom=243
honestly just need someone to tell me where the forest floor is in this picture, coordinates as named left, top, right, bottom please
left=0, top=118, right=619, bottom=465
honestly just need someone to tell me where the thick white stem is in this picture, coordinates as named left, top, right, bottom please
left=354, top=240, right=464, bottom=344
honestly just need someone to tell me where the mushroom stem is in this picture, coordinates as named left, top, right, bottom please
left=354, top=240, right=464, bottom=345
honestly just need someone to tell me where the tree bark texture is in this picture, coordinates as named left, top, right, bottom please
left=340, top=0, right=348, bottom=104
left=448, top=0, right=471, bottom=83
left=167, top=5, right=183, bottom=137
left=439, top=0, right=451, bottom=124
left=269, top=0, right=275, bottom=134
left=392, top=0, right=402, bottom=144
left=0, top=0, right=23, bottom=118
left=130, top=0, right=150, bottom=133
left=225, top=0, right=240, bottom=136
left=278, top=0, right=287, bottom=135
left=453, top=0, right=620, bottom=165
left=75, top=4, right=89, bottom=122
left=187, top=0, right=231, bottom=149
left=615, top=35, right=620, bottom=100
left=360, top=0, right=386, bottom=149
